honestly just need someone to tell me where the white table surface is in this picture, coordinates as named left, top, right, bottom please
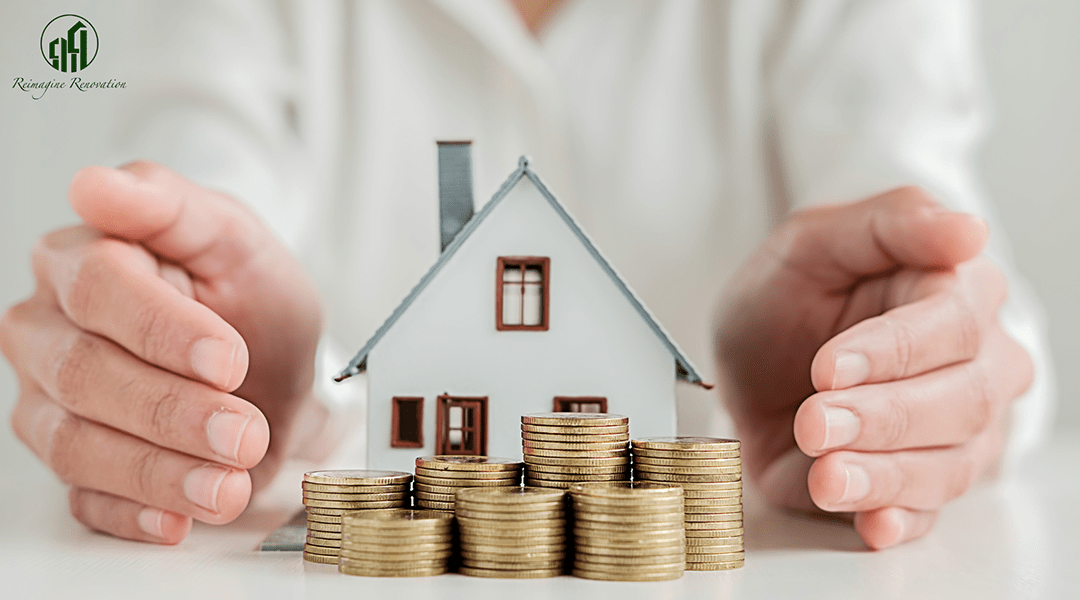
left=2, top=432, right=1078, bottom=600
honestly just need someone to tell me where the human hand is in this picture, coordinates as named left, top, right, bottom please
left=1, top=162, right=322, bottom=543
left=715, top=187, right=1033, bottom=549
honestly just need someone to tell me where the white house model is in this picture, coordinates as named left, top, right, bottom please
left=336, top=142, right=710, bottom=474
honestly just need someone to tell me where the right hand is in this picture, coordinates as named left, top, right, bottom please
left=1, top=162, right=322, bottom=544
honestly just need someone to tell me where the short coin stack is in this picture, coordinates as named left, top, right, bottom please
left=521, top=413, right=631, bottom=490
left=569, top=481, right=685, bottom=581
left=302, top=470, right=412, bottom=564
left=339, top=509, right=454, bottom=577
left=455, top=487, right=567, bottom=578
left=413, top=456, right=523, bottom=512
left=631, top=437, right=744, bottom=570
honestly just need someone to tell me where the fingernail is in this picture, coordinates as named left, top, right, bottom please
left=183, top=464, right=228, bottom=513
left=137, top=507, right=165, bottom=538
left=839, top=463, right=871, bottom=504
left=206, top=410, right=251, bottom=463
left=191, top=338, right=236, bottom=389
left=820, top=406, right=860, bottom=451
left=832, top=351, right=870, bottom=389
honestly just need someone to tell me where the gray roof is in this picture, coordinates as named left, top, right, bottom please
left=335, top=157, right=711, bottom=388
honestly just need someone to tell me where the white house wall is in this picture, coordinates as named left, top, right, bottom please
left=365, top=176, right=678, bottom=473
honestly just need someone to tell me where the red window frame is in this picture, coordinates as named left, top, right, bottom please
left=435, top=395, right=488, bottom=456
left=553, top=396, right=608, bottom=413
left=390, top=397, right=424, bottom=448
left=496, top=256, right=550, bottom=331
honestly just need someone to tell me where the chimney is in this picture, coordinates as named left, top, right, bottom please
left=437, top=141, right=475, bottom=252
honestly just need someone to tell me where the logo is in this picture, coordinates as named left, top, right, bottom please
left=40, top=14, right=98, bottom=73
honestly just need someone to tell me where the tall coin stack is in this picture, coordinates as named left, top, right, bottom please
left=455, top=487, right=567, bottom=579
left=521, top=413, right=631, bottom=489
left=568, top=482, right=686, bottom=581
left=339, top=509, right=454, bottom=577
left=631, top=437, right=744, bottom=570
left=302, top=470, right=412, bottom=564
left=413, top=456, right=523, bottom=512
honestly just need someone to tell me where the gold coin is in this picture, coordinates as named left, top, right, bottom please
left=521, top=424, right=628, bottom=435
left=684, top=511, right=742, bottom=522
left=683, top=488, right=742, bottom=499
left=632, top=448, right=741, bottom=460
left=685, top=520, right=744, bottom=530
left=414, top=466, right=520, bottom=480
left=574, top=543, right=683, bottom=557
left=458, top=566, right=562, bottom=579
left=524, top=463, right=629, bottom=475
left=459, top=534, right=566, bottom=546
left=634, top=471, right=741, bottom=483
left=522, top=413, right=628, bottom=427
left=572, top=561, right=684, bottom=574
left=303, top=499, right=408, bottom=510
left=414, top=474, right=520, bottom=488
left=339, top=556, right=448, bottom=568
left=302, top=482, right=410, bottom=494
left=685, top=551, right=745, bottom=562
left=631, top=455, right=742, bottom=467
left=684, top=496, right=742, bottom=506
left=573, top=533, right=684, bottom=547
left=684, top=503, right=742, bottom=514
left=522, top=432, right=630, bottom=443
left=339, top=549, right=451, bottom=561
left=303, top=543, right=340, bottom=556
left=455, top=508, right=564, bottom=521
left=523, top=479, right=576, bottom=489
left=686, top=527, right=743, bottom=538
left=462, top=560, right=565, bottom=572
left=302, top=551, right=338, bottom=564
left=685, top=534, right=743, bottom=545
left=413, top=482, right=465, bottom=495
left=523, top=455, right=631, bottom=467
left=573, top=521, right=684, bottom=535
left=338, top=564, right=447, bottom=577
left=572, top=568, right=684, bottom=582
left=632, top=437, right=740, bottom=451
left=306, top=520, right=342, bottom=533
left=633, top=463, right=742, bottom=475
left=342, top=508, right=453, bottom=528
left=523, top=440, right=628, bottom=451
left=576, top=513, right=682, bottom=525
left=526, top=470, right=628, bottom=482
left=685, top=560, right=744, bottom=571
left=686, top=544, right=744, bottom=554
left=302, top=491, right=409, bottom=502
left=341, top=542, right=453, bottom=554
left=523, top=448, right=630, bottom=458
left=304, top=470, right=412, bottom=486
left=342, top=531, right=452, bottom=545
left=569, top=481, right=683, bottom=499
left=456, top=515, right=565, bottom=529
left=306, top=506, right=357, bottom=517
left=460, top=544, right=566, bottom=556
left=414, top=500, right=456, bottom=511
left=414, top=456, right=522, bottom=471
left=414, top=491, right=456, bottom=502
left=306, top=513, right=345, bottom=524
left=571, top=497, right=683, bottom=511
left=574, top=552, right=684, bottom=566
left=455, top=501, right=565, bottom=514
left=306, top=528, right=342, bottom=539
left=306, top=534, right=342, bottom=547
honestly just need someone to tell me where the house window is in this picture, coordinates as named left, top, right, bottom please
left=554, top=396, right=608, bottom=413
left=391, top=397, right=424, bottom=448
left=496, top=257, right=550, bottom=331
left=436, top=395, right=488, bottom=455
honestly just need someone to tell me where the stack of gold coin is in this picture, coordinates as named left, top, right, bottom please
left=302, top=470, right=412, bottom=564
left=413, top=456, right=523, bottom=512
left=521, top=413, right=631, bottom=490
left=455, top=487, right=567, bottom=578
left=631, top=437, right=743, bottom=570
left=568, top=481, right=685, bottom=581
left=338, top=509, right=454, bottom=577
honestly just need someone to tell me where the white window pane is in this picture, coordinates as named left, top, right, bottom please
left=449, top=406, right=462, bottom=428
left=449, top=429, right=462, bottom=449
left=524, top=265, right=543, bottom=282
left=503, top=286, right=522, bottom=325
left=522, top=284, right=542, bottom=325
left=503, top=265, right=522, bottom=282
left=582, top=403, right=600, bottom=413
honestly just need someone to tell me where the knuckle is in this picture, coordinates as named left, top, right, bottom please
left=880, top=392, right=911, bottom=448
left=888, top=317, right=916, bottom=378
left=143, top=379, right=184, bottom=443
left=47, top=413, right=82, bottom=485
left=130, top=301, right=172, bottom=364
left=130, top=445, right=163, bottom=501
left=964, top=365, right=995, bottom=436
left=53, top=332, right=100, bottom=410
left=954, top=301, right=982, bottom=360
left=67, top=243, right=115, bottom=324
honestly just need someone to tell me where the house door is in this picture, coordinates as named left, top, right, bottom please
left=436, top=396, right=488, bottom=456
left=553, top=396, right=608, bottom=413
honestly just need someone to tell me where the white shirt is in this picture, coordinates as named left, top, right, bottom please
left=112, top=0, right=1054, bottom=467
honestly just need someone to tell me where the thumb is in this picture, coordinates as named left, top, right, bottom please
left=68, top=161, right=270, bottom=282
left=780, top=186, right=989, bottom=290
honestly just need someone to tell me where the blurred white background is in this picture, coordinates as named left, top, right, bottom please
left=1, top=0, right=1078, bottom=466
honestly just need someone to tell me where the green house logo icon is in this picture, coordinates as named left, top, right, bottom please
left=40, top=14, right=98, bottom=72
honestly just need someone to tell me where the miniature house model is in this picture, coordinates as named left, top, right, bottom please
left=336, top=142, right=709, bottom=474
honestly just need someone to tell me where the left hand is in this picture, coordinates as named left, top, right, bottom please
left=715, top=186, right=1034, bottom=549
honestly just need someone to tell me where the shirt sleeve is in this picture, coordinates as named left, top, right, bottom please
left=766, top=0, right=1055, bottom=466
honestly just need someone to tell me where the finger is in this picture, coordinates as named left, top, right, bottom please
left=68, top=162, right=272, bottom=282
left=853, top=506, right=938, bottom=550
left=69, top=487, right=192, bottom=544
left=3, top=301, right=268, bottom=467
left=33, top=226, right=248, bottom=391
left=12, top=389, right=252, bottom=524
left=811, top=259, right=1008, bottom=391
left=777, top=187, right=989, bottom=292
left=796, top=329, right=1031, bottom=455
